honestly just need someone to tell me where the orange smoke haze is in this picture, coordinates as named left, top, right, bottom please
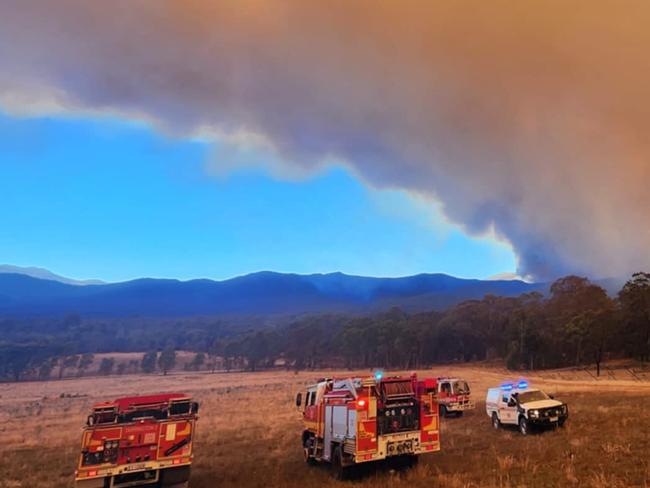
left=1, top=0, right=649, bottom=280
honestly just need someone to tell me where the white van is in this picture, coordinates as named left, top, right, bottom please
left=485, top=381, right=568, bottom=435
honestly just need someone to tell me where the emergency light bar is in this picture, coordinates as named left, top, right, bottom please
left=501, top=383, right=513, bottom=391
left=517, top=380, right=528, bottom=389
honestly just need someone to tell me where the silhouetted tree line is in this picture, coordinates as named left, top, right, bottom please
left=1, top=273, right=649, bottom=381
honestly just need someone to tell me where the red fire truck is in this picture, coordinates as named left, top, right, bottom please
left=296, top=373, right=440, bottom=478
left=436, top=377, right=474, bottom=417
left=75, top=393, right=199, bottom=488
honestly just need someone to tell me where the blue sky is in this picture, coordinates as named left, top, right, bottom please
left=0, top=112, right=516, bottom=282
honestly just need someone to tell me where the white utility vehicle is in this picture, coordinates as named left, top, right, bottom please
left=485, top=381, right=568, bottom=435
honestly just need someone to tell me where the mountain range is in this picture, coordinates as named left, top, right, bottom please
left=0, top=264, right=104, bottom=286
left=0, top=268, right=545, bottom=317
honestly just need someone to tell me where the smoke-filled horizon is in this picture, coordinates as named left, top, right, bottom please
left=1, top=0, right=649, bottom=281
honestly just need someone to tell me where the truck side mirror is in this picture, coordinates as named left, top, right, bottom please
left=548, top=394, right=555, bottom=399
left=192, top=402, right=200, bottom=413
left=295, top=392, right=302, bottom=407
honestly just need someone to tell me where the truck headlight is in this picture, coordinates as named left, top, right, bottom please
left=529, top=409, right=539, bottom=418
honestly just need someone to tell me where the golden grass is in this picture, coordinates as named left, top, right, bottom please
left=1, top=365, right=649, bottom=487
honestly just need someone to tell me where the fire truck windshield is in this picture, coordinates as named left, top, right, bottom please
left=453, top=381, right=470, bottom=394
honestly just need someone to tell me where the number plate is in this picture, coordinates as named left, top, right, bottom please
left=124, top=463, right=146, bottom=472
left=549, top=416, right=558, bottom=422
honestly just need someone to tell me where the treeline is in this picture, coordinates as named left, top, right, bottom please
left=5, top=348, right=215, bottom=381
left=1, top=273, right=649, bottom=381
left=206, top=272, right=649, bottom=375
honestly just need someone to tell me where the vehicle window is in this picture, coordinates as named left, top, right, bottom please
left=454, top=381, right=470, bottom=394
left=441, top=383, right=451, bottom=394
left=502, top=395, right=509, bottom=403
left=93, top=414, right=113, bottom=425
left=309, top=392, right=316, bottom=406
left=518, top=390, right=549, bottom=403
left=170, top=401, right=191, bottom=416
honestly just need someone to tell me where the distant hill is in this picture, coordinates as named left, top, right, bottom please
left=0, top=270, right=545, bottom=317
left=0, top=264, right=104, bottom=286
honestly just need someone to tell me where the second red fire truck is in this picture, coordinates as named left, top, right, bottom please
left=436, top=376, right=475, bottom=417
left=296, top=373, right=441, bottom=478
left=75, top=393, right=198, bottom=488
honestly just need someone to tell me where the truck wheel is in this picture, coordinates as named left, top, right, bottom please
left=519, top=417, right=529, bottom=436
left=492, top=412, right=500, bottom=429
left=303, top=437, right=317, bottom=465
left=439, top=405, right=447, bottom=417
left=331, top=445, right=348, bottom=480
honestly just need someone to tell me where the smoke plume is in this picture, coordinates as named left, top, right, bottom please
left=1, top=0, right=649, bottom=280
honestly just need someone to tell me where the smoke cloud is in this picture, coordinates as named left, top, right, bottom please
left=1, top=0, right=649, bottom=280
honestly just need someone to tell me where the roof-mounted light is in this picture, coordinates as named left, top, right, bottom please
left=517, top=380, right=528, bottom=389
left=501, top=383, right=513, bottom=391
left=374, top=371, right=383, bottom=381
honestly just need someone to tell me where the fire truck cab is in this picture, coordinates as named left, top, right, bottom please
left=436, top=377, right=474, bottom=417
left=296, top=373, right=440, bottom=479
left=75, top=393, right=199, bottom=488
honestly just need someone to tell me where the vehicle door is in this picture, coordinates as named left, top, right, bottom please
left=303, top=390, right=318, bottom=423
left=499, top=393, right=517, bottom=424
left=439, top=382, right=452, bottom=402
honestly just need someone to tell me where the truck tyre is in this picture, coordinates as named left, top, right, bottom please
left=439, top=405, right=447, bottom=417
left=492, top=412, right=500, bottom=429
left=331, top=445, right=347, bottom=480
left=519, top=416, right=529, bottom=436
left=303, top=437, right=317, bottom=465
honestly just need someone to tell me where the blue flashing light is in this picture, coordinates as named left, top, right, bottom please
left=374, top=371, right=384, bottom=381
left=517, top=380, right=528, bottom=389
left=501, top=383, right=513, bottom=391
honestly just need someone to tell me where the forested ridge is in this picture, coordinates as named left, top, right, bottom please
left=1, top=273, right=649, bottom=381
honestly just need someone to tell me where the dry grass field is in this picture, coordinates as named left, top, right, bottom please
left=1, top=365, right=649, bottom=488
